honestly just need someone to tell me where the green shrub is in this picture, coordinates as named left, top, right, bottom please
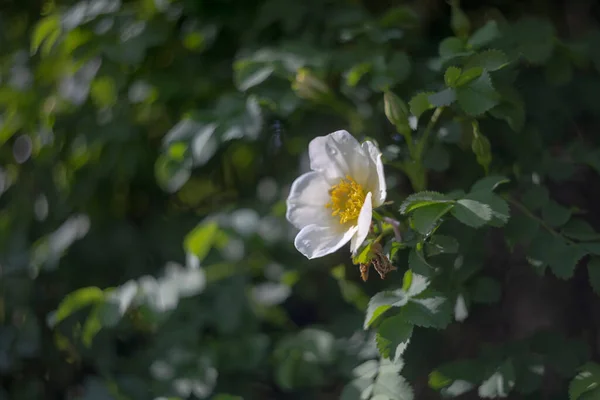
left=1, top=0, right=600, bottom=399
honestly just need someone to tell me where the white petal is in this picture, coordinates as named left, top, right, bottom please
left=308, top=130, right=370, bottom=183
left=362, top=141, right=387, bottom=206
left=350, top=192, right=373, bottom=254
left=286, top=171, right=333, bottom=229
left=294, top=224, right=358, bottom=259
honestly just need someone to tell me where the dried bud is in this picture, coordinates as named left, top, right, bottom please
left=360, top=263, right=370, bottom=282
left=359, top=242, right=397, bottom=282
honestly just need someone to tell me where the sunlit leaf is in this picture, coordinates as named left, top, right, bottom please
left=364, top=291, right=408, bottom=329
left=451, top=199, right=493, bottom=228
left=49, top=287, right=105, bottom=327
left=376, top=315, right=413, bottom=363
left=184, top=221, right=219, bottom=262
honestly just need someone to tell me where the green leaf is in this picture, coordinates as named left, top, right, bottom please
left=389, top=241, right=406, bottom=264
left=425, top=235, right=459, bottom=257
left=353, top=242, right=374, bottom=265
left=410, top=203, right=454, bottom=235
left=470, top=175, right=510, bottom=192
left=451, top=199, right=493, bottom=228
left=234, top=61, right=275, bottom=91
left=353, top=359, right=380, bottom=380
left=31, top=14, right=61, bottom=55
left=587, top=257, right=600, bottom=295
left=444, top=66, right=462, bottom=87
left=49, top=287, right=106, bottom=327
left=541, top=334, right=590, bottom=378
left=82, top=307, right=103, bottom=347
left=364, top=291, right=408, bottom=329
left=542, top=200, right=572, bottom=228
left=379, top=6, right=420, bottom=29
left=442, top=378, right=475, bottom=396
left=373, top=365, right=415, bottom=400
left=468, top=20, right=500, bottom=49
left=155, top=153, right=192, bottom=193
left=470, top=277, right=501, bottom=304
left=213, top=395, right=244, bottom=400
left=401, top=270, right=413, bottom=292
left=405, top=272, right=430, bottom=297
left=184, top=221, right=219, bottom=262
left=450, top=0, right=470, bottom=39
left=529, top=231, right=587, bottom=280
left=583, top=243, right=600, bottom=256
left=545, top=49, right=573, bottom=85
left=455, top=67, right=483, bottom=86
left=401, top=290, right=452, bottom=329
left=464, top=50, right=509, bottom=72
left=511, top=17, right=555, bottom=64
left=408, top=248, right=435, bottom=277
left=428, top=88, right=456, bottom=107
left=371, top=52, right=412, bottom=89
left=341, top=376, right=373, bottom=400
left=526, top=229, right=555, bottom=268
left=433, top=359, right=485, bottom=388
left=562, top=219, right=600, bottom=241
left=471, top=125, right=492, bottom=174
left=478, top=360, right=515, bottom=398
left=456, top=71, right=500, bottom=116
left=488, top=84, right=526, bottom=132
left=454, top=257, right=483, bottom=284
left=466, top=192, right=510, bottom=227
left=91, top=77, right=117, bottom=107
left=423, top=144, right=450, bottom=172
left=580, top=389, right=600, bottom=400
left=514, top=354, right=545, bottom=394
left=400, top=191, right=453, bottom=214
left=582, top=149, right=600, bottom=176
left=428, top=370, right=453, bottom=390
left=409, top=92, right=435, bottom=119
left=521, top=185, right=550, bottom=210
left=548, top=242, right=587, bottom=280
left=346, top=62, right=372, bottom=87
left=337, top=278, right=369, bottom=311
left=439, top=37, right=468, bottom=59
left=376, top=315, right=413, bottom=363
left=389, top=52, right=412, bottom=86
left=569, top=362, right=600, bottom=400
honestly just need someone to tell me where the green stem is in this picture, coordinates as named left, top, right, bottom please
left=399, top=107, right=444, bottom=192
left=382, top=216, right=402, bottom=242
left=504, top=195, right=575, bottom=245
left=401, top=128, right=415, bottom=156
left=415, top=107, right=444, bottom=161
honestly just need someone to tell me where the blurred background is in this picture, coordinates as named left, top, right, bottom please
left=2, top=0, right=600, bottom=399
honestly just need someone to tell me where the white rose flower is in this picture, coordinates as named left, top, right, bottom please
left=286, top=130, right=386, bottom=259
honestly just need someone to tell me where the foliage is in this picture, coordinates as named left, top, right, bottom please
left=2, top=0, right=600, bottom=399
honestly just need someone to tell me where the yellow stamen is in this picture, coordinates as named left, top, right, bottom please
left=326, top=175, right=366, bottom=224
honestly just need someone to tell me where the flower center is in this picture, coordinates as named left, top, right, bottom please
left=326, top=175, right=366, bottom=224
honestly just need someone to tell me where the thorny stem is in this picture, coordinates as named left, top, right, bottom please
left=504, top=195, right=575, bottom=245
